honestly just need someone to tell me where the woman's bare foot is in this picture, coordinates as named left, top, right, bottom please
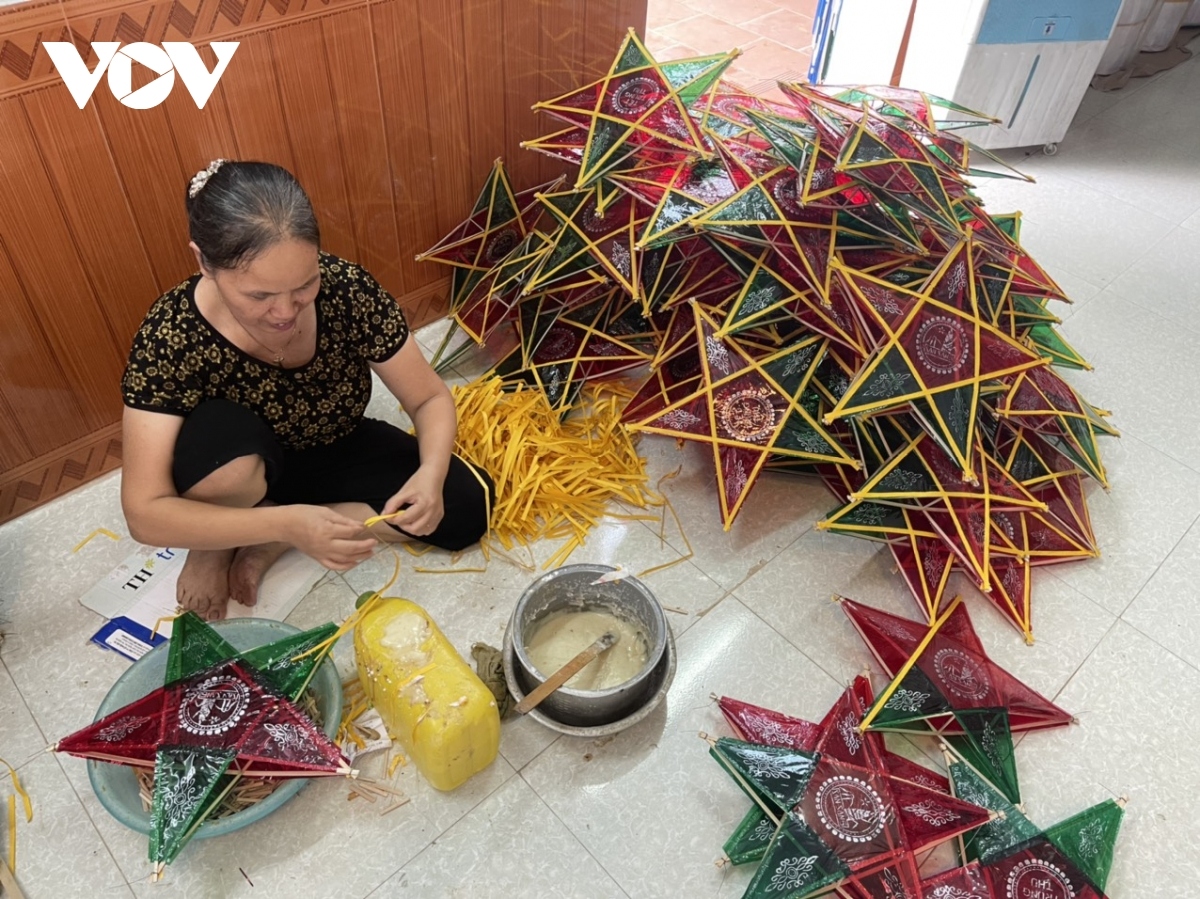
left=177, top=548, right=236, bottom=621
left=229, top=542, right=291, bottom=608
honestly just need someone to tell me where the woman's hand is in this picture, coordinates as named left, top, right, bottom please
left=285, top=505, right=377, bottom=569
left=381, top=465, right=446, bottom=538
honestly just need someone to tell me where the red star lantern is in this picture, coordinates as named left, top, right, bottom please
left=709, top=676, right=995, bottom=897
left=54, top=613, right=350, bottom=877
left=839, top=595, right=1072, bottom=734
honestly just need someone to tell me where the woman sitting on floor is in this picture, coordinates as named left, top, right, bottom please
left=120, top=159, right=493, bottom=621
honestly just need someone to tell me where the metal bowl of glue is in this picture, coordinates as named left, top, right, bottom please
left=506, top=564, right=669, bottom=728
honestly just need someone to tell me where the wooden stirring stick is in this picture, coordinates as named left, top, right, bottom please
left=516, top=632, right=619, bottom=714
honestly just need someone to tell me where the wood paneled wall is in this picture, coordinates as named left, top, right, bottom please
left=0, top=0, right=646, bottom=523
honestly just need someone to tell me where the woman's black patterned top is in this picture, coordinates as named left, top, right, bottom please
left=121, top=252, right=409, bottom=450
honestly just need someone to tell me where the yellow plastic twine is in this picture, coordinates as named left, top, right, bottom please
left=1, top=757, right=33, bottom=877
left=451, top=376, right=666, bottom=570
left=70, top=528, right=120, bottom=553
left=291, top=547, right=402, bottom=663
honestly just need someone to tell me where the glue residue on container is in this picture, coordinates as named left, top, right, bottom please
left=524, top=607, right=650, bottom=691
left=379, top=610, right=433, bottom=705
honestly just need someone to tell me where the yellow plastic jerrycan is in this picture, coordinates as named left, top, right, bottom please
left=354, top=594, right=500, bottom=791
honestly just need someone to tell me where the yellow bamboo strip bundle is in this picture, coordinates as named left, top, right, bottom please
left=451, top=377, right=661, bottom=567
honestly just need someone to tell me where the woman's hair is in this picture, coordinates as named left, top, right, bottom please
left=185, top=160, right=320, bottom=270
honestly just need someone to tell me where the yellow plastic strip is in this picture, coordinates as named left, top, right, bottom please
left=859, top=595, right=963, bottom=732
left=1, top=759, right=32, bottom=823
left=449, top=377, right=657, bottom=565
left=7, top=793, right=14, bottom=874
left=71, top=528, right=120, bottom=554
left=387, top=753, right=406, bottom=778
left=151, top=613, right=180, bottom=640
left=363, top=510, right=405, bottom=528
left=291, top=548, right=401, bottom=662
left=1, top=756, right=32, bottom=878
left=636, top=496, right=694, bottom=579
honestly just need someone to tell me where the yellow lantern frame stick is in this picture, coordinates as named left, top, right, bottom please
left=854, top=594, right=963, bottom=732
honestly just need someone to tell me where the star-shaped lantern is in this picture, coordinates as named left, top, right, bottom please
left=54, top=612, right=351, bottom=877
left=623, top=301, right=856, bottom=528
left=839, top=595, right=1073, bottom=737
left=708, top=676, right=995, bottom=898
left=919, top=743, right=1126, bottom=898
left=533, top=30, right=733, bottom=189
left=828, top=239, right=1047, bottom=476
left=415, top=159, right=551, bottom=313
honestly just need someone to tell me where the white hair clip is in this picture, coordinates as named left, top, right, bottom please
left=188, top=158, right=229, bottom=199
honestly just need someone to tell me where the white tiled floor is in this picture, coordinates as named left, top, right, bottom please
left=5, top=55, right=1200, bottom=899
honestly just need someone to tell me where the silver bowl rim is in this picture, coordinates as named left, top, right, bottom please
left=502, top=618, right=676, bottom=737
left=510, top=563, right=668, bottom=699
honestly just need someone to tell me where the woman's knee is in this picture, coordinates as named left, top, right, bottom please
left=437, top=463, right=494, bottom=550
left=181, top=453, right=268, bottom=507
left=172, top=399, right=282, bottom=499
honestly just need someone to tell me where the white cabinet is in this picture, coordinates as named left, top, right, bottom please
left=811, top=0, right=1124, bottom=151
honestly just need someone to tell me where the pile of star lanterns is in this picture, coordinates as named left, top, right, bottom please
left=707, top=595, right=1124, bottom=898
left=418, top=30, right=1116, bottom=644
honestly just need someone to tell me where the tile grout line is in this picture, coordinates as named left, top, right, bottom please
left=46, top=749, right=143, bottom=894
left=1116, top=614, right=1200, bottom=680
left=1037, top=615, right=1121, bottom=737
left=1040, top=435, right=1200, bottom=616
left=501, top=729, right=564, bottom=774
left=1111, top=503, right=1200, bottom=617
left=1, top=655, right=53, bottom=772
left=723, top=585, right=853, bottom=691
left=1028, top=160, right=1193, bottom=231
left=1044, top=509, right=1200, bottom=720
left=358, top=765, right=526, bottom=898
left=1084, top=246, right=1200, bottom=343
left=517, top=770, right=637, bottom=899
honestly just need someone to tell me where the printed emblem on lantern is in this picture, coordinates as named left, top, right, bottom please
left=771, top=176, right=805, bottom=216
left=178, top=674, right=251, bottom=736
left=611, top=77, right=662, bottom=115
left=933, top=648, right=990, bottom=700
left=915, top=316, right=969, bottom=375
left=536, top=327, right=577, bottom=362
left=716, top=387, right=778, bottom=444
left=483, top=228, right=519, bottom=264
left=1005, top=859, right=1075, bottom=899
left=814, top=775, right=887, bottom=843
left=580, top=203, right=611, bottom=234
left=668, top=352, right=703, bottom=381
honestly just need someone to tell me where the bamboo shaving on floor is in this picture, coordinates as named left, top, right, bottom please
left=451, top=376, right=678, bottom=571
left=334, top=680, right=411, bottom=814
